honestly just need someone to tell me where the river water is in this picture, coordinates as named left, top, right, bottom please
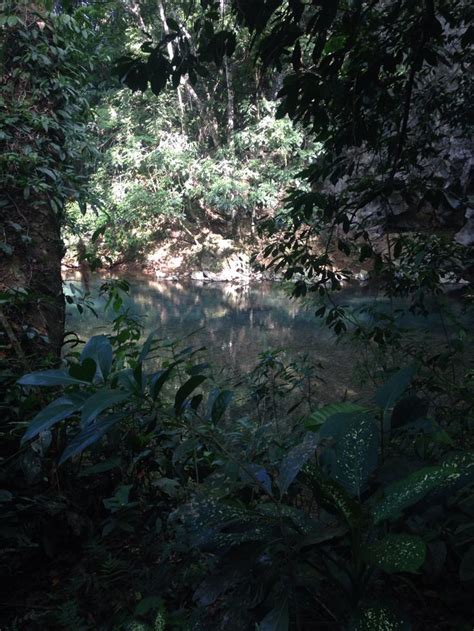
left=64, top=273, right=470, bottom=404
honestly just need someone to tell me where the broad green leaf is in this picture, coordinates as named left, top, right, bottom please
left=364, top=534, right=426, bottom=573
left=305, top=402, right=366, bottom=430
left=258, top=503, right=342, bottom=538
left=22, top=393, right=87, bottom=443
left=375, top=366, right=415, bottom=410
left=320, top=412, right=379, bottom=497
left=138, top=330, right=158, bottom=362
left=103, top=483, right=134, bottom=512
left=81, top=335, right=113, bottom=381
left=372, top=453, right=474, bottom=524
left=78, top=456, right=121, bottom=477
left=150, top=365, right=175, bottom=399
left=179, top=497, right=255, bottom=550
left=80, top=389, right=129, bottom=427
left=323, top=34, right=347, bottom=55
left=349, top=604, right=411, bottom=630
left=59, top=413, right=124, bottom=464
left=17, top=369, right=88, bottom=387
left=153, top=477, right=181, bottom=497
left=117, top=368, right=141, bottom=394
left=301, top=463, right=361, bottom=528
left=240, top=464, right=272, bottom=495
left=278, top=432, right=319, bottom=495
left=194, top=563, right=250, bottom=607
left=258, top=600, right=289, bottom=631
left=211, top=389, right=233, bottom=423
left=134, top=596, right=163, bottom=616
left=174, top=375, right=207, bottom=414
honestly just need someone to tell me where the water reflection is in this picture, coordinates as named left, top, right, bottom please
left=64, top=274, right=470, bottom=404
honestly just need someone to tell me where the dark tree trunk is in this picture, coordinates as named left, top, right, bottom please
left=0, top=8, right=70, bottom=366
left=0, top=202, right=65, bottom=362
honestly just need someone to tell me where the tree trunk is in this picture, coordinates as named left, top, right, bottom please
left=0, top=5, right=86, bottom=366
left=0, top=202, right=65, bottom=362
left=158, top=0, right=185, bottom=126
left=220, top=0, right=235, bottom=147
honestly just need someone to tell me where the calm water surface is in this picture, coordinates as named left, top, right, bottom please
left=64, top=273, right=468, bottom=403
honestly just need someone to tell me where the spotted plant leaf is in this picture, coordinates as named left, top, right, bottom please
left=349, top=604, right=411, bottom=630
left=364, top=534, right=426, bottom=573
left=178, top=497, right=258, bottom=551
left=301, top=463, right=361, bottom=528
left=372, top=452, right=474, bottom=524
left=319, top=412, right=379, bottom=497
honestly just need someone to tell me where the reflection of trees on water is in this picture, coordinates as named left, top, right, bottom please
left=64, top=275, right=370, bottom=402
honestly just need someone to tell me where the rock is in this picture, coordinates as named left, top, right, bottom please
left=355, top=270, right=370, bottom=284
left=455, top=207, right=474, bottom=247
left=190, top=271, right=207, bottom=281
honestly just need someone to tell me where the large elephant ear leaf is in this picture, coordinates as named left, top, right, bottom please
left=349, top=603, right=411, bottom=630
left=81, top=335, right=113, bottom=381
left=364, top=534, right=426, bottom=573
left=372, top=453, right=474, bottom=524
left=320, top=412, right=379, bottom=498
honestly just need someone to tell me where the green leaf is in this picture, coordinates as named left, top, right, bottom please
left=301, top=463, right=361, bottom=528
left=278, top=432, right=319, bottom=495
left=258, top=600, right=289, bottom=631
left=211, top=389, right=233, bottom=423
left=80, top=389, right=129, bottom=427
left=22, top=394, right=86, bottom=443
left=364, top=534, right=426, bottom=573
left=319, top=412, right=379, bottom=497
left=375, top=367, right=415, bottom=410
left=150, top=366, right=175, bottom=399
left=134, top=596, right=163, bottom=616
left=323, top=34, right=347, bottom=55
left=174, top=375, right=207, bottom=414
left=153, top=477, right=181, bottom=497
left=59, top=413, right=124, bottom=464
left=349, top=604, right=411, bottom=630
left=18, top=369, right=89, bottom=387
left=240, top=464, right=272, bottom=495
left=372, top=453, right=474, bottom=524
left=138, top=330, right=158, bottom=362
left=78, top=456, right=121, bottom=477
left=80, top=335, right=113, bottom=381
left=305, top=402, right=366, bottom=430
left=103, top=484, right=134, bottom=512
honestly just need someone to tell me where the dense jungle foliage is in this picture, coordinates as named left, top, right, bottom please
left=0, top=1, right=473, bottom=630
